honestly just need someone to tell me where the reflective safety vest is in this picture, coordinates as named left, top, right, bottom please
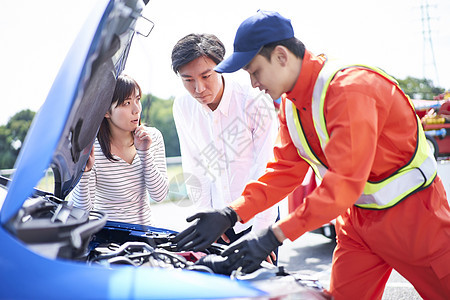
left=285, top=59, right=437, bottom=209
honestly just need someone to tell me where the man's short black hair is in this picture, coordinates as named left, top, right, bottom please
left=258, top=37, right=306, bottom=61
left=171, top=33, right=226, bottom=74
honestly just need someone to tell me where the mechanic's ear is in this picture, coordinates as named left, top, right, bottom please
left=273, top=45, right=289, bottom=67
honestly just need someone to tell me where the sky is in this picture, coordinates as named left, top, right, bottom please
left=1, top=0, right=450, bottom=126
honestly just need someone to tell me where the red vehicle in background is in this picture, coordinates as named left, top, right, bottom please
left=287, top=169, right=336, bottom=240
left=412, top=95, right=450, bottom=159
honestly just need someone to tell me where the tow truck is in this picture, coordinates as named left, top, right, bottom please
left=412, top=95, right=450, bottom=159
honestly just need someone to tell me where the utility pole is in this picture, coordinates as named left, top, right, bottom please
left=421, top=0, right=440, bottom=86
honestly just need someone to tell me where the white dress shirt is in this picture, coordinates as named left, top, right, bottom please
left=173, top=75, right=279, bottom=234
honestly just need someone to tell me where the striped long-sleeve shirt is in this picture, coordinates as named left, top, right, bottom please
left=71, top=127, right=169, bottom=226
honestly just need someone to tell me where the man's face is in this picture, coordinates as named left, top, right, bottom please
left=178, top=56, right=223, bottom=110
left=244, top=53, right=285, bottom=100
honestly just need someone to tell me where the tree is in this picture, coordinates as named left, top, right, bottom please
left=0, top=109, right=36, bottom=169
left=140, top=94, right=180, bottom=157
left=396, top=76, right=445, bottom=100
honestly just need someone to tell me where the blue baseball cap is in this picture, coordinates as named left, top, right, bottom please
left=215, top=10, right=294, bottom=73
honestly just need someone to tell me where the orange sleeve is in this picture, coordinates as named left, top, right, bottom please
left=229, top=96, right=310, bottom=223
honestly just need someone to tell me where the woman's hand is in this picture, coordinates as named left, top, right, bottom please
left=134, top=125, right=152, bottom=150
left=84, top=145, right=95, bottom=172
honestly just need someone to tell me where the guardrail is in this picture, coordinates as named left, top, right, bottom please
left=166, top=156, right=182, bottom=165
left=0, top=157, right=182, bottom=177
left=0, top=156, right=183, bottom=194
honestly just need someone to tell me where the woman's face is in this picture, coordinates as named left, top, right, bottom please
left=178, top=56, right=224, bottom=110
left=106, top=87, right=141, bottom=133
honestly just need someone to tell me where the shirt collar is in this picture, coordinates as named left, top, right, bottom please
left=286, top=50, right=325, bottom=106
left=216, top=74, right=231, bottom=117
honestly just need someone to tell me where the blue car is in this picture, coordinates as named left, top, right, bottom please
left=0, top=1, right=331, bottom=299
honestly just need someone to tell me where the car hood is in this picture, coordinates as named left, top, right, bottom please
left=1, top=0, right=150, bottom=224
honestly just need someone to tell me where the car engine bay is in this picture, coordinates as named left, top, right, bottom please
left=1, top=180, right=332, bottom=299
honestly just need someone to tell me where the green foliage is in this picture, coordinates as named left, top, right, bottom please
left=141, top=94, right=180, bottom=157
left=396, top=76, right=445, bottom=100
left=0, top=109, right=36, bottom=169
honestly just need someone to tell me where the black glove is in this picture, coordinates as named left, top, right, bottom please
left=221, top=227, right=282, bottom=274
left=173, top=207, right=238, bottom=251
left=194, top=254, right=241, bottom=275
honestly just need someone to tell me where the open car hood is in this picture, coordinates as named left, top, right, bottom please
left=1, top=0, right=150, bottom=224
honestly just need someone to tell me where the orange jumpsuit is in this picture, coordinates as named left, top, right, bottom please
left=230, top=50, right=450, bottom=299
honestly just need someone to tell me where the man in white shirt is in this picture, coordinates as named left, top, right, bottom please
left=171, top=33, right=279, bottom=247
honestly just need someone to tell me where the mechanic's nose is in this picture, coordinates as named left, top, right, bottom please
left=250, top=76, right=259, bottom=89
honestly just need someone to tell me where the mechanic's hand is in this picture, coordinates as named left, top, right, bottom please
left=221, top=227, right=282, bottom=274
left=173, top=207, right=238, bottom=251
left=266, top=251, right=277, bottom=264
left=194, top=254, right=241, bottom=275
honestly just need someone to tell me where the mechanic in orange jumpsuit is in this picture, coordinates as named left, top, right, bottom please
left=174, top=10, right=450, bottom=299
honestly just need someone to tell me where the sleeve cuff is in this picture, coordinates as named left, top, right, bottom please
left=137, top=149, right=155, bottom=164
left=277, top=213, right=307, bottom=241
left=229, top=196, right=255, bottom=224
left=81, top=169, right=92, bottom=181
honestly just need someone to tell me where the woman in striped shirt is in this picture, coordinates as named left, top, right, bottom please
left=72, top=74, right=169, bottom=226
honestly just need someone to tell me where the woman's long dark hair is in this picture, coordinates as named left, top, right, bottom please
left=97, top=74, right=142, bottom=161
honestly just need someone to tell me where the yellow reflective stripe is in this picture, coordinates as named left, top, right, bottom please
left=317, top=71, right=334, bottom=146
left=285, top=101, right=326, bottom=179
left=358, top=156, right=437, bottom=209
left=310, top=66, right=334, bottom=149
left=359, top=170, right=424, bottom=209
left=290, top=102, right=325, bottom=179
left=291, top=102, right=320, bottom=164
